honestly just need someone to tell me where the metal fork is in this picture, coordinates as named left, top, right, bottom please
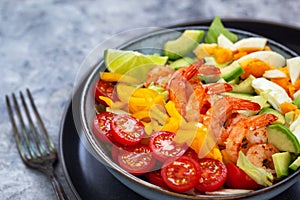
left=6, top=89, right=68, bottom=200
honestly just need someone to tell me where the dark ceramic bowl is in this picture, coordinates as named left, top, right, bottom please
left=77, top=26, right=300, bottom=200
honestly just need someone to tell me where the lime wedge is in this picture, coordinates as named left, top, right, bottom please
left=104, top=49, right=168, bottom=74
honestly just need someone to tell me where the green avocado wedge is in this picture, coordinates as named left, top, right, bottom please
left=294, top=92, right=300, bottom=109
left=267, top=124, right=300, bottom=154
left=231, top=75, right=256, bottom=94
left=289, top=155, right=300, bottom=171
left=220, top=62, right=244, bottom=82
left=272, top=152, right=291, bottom=178
left=164, top=30, right=204, bottom=60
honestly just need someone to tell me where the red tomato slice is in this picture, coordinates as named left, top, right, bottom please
left=111, top=114, right=145, bottom=146
left=183, top=148, right=199, bottom=160
left=146, top=170, right=168, bottom=188
left=195, top=158, right=227, bottom=192
left=149, top=131, right=187, bottom=162
left=94, top=79, right=115, bottom=105
left=161, top=156, right=201, bottom=192
left=111, top=144, right=129, bottom=164
left=225, top=163, right=259, bottom=190
left=118, top=144, right=156, bottom=175
left=93, top=112, right=116, bottom=143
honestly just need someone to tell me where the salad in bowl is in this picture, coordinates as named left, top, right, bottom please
left=80, top=16, right=300, bottom=199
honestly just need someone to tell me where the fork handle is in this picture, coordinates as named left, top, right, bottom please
left=49, top=173, right=69, bottom=200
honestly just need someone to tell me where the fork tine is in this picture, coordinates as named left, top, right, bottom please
left=26, top=89, right=56, bottom=153
left=20, top=91, right=46, bottom=156
left=6, top=94, right=32, bottom=161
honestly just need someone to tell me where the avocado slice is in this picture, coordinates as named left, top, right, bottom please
left=267, top=124, right=300, bottom=154
left=237, top=151, right=273, bottom=186
left=289, top=155, right=300, bottom=171
left=164, top=30, right=204, bottom=60
left=285, top=111, right=295, bottom=127
left=272, top=152, right=291, bottom=178
left=294, top=92, right=300, bottom=109
left=204, top=56, right=231, bottom=68
left=231, top=75, right=256, bottom=94
left=169, top=57, right=196, bottom=69
left=259, top=107, right=285, bottom=124
left=220, top=62, right=244, bottom=82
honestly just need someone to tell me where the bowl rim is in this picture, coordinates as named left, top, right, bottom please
left=78, top=25, right=300, bottom=199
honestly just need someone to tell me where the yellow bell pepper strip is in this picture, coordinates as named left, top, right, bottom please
left=99, top=96, right=112, bottom=107
left=161, top=117, right=180, bottom=133
left=100, top=72, right=139, bottom=84
left=221, top=149, right=234, bottom=165
left=165, top=101, right=182, bottom=120
left=127, top=87, right=164, bottom=114
left=132, top=110, right=151, bottom=122
left=99, top=96, right=127, bottom=110
left=148, top=105, right=168, bottom=125
left=173, top=122, right=207, bottom=150
left=143, top=122, right=153, bottom=135
left=144, top=120, right=164, bottom=135
left=173, top=121, right=222, bottom=161
left=205, top=147, right=223, bottom=163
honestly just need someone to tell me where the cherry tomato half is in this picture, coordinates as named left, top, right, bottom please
left=149, top=131, right=187, bottom=162
left=146, top=170, right=168, bottom=188
left=195, top=158, right=227, bottom=192
left=161, top=156, right=201, bottom=192
left=94, top=79, right=115, bottom=105
left=93, top=112, right=116, bottom=143
left=183, top=148, right=199, bottom=160
left=225, top=163, right=259, bottom=190
left=118, top=144, right=156, bottom=175
left=111, top=114, right=145, bottom=146
left=111, top=144, right=129, bottom=164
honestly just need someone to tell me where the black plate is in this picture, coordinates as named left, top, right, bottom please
left=59, top=20, right=300, bottom=200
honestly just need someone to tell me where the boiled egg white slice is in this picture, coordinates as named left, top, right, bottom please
left=233, top=37, right=267, bottom=51
left=252, top=77, right=292, bottom=111
left=287, top=57, right=300, bottom=85
left=263, top=69, right=287, bottom=79
left=217, top=34, right=267, bottom=51
left=217, top=34, right=235, bottom=50
left=237, top=51, right=286, bottom=68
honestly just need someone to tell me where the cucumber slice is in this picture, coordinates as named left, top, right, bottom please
left=289, top=156, right=300, bottom=171
left=221, top=62, right=244, bottom=82
left=164, top=30, right=204, bottom=60
left=272, top=152, right=291, bottom=178
left=267, top=124, right=300, bottom=154
left=259, top=107, right=285, bottom=124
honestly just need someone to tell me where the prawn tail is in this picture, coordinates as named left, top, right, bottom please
left=227, top=96, right=261, bottom=111
left=247, top=114, right=278, bottom=130
left=205, top=83, right=233, bottom=94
